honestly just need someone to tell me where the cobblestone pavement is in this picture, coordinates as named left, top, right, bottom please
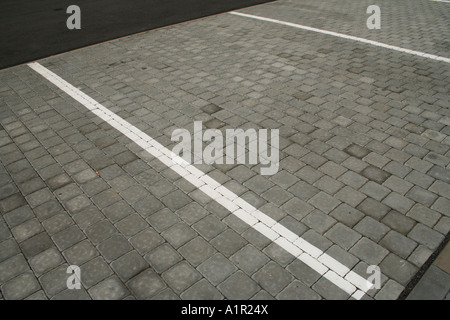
left=0, top=0, right=449, bottom=300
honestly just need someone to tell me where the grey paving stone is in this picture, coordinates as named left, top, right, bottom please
left=218, top=271, right=260, bottom=300
left=176, top=202, right=209, bottom=225
left=308, top=192, right=341, bottom=214
left=72, top=207, right=104, bottom=230
left=29, top=247, right=64, bottom=276
left=39, top=264, right=70, bottom=297
left=375, top=280, right=405, bottom=300
left=324, top=223, right=361, bottom=250
left=111, top=250, right=149, bottom=281
left=427, top=165, right=450, bottom=184
left=230, top=244, right=270, bottom=275
left=25, top=188, right=53, bottom=209
left=42, top=213, right=74, bottom=235
left=330, top=203, right=364, bottom=228
left=85, top=220, right=118, bottom=245
left=431, top=197, right=450, bottom=217
left=81, top=178, right=110, bottom=197
left=252, top=261, right=293, bottom=296
left=97, top=234, right=132, bottom=263
left=160, top=190, right=193, bottom=211
left=65, top=194, right=91, bottom=215
left=380, top=253, right=418, bottom=286
left=52, top=225, right=85, bottom=251
left=344, top=144, right=370, bottom=159
left=18, top=231, right=53, bottom=259
left=4, top=205, right=34, bottom=228
left=89, top=276, right=130, bottom=300
left=147, top=208, right=180, bottom=233
left=210, top=229, right=247, bottom=257
left=131, top=195, right=164, bottom=217
left=162, top=261, right=202, bottom=294
left=130, top=228, right=164, bottom=255
left=197, top=253, right=237, bottom=286
left=145, top=243, right=182, bottom=273
left=51, top=288, right=91, bottom=300
left=25, top=290, right=49, bottom=300
left=127, top=269, right=167, bottom=300
left=354, top=217, right=390, bottom=243
left=63, top=240, right=98, bottom=266
left=350, top=237, right=389, bottom=265
left=192, top=215, right=227, bottom=241
left=180, top=278, right=223, bottom=300
left=312, top=276, right=350, bottom=300
left=115, top=214, right=148, bottom=237
left=54, top=184, right=83, bottom=202
left=179, top=237, right=216, bottom=267
left=277, top=280, right=321, bottom=300
left=0, top=193, right=27, bottom=214
left=1, top=272, right=41, bottom=300
left=359, top=181, right=390, bottom=201
left=362, top=166, right=391, bottom=184
left=408, top=224, right=444, bottom=251
left=357, top=198, right=390, bottom=220
left=380, top=231, right=417, bottom=259
left=407, top=204, right=441, bottom=228
left=11, top=218, right=44, bottom=243
left=34, top=200, right=64, bottom=221
left=79, top=256, right=113, bottom=289
left=0, top=254, right=30, bottom=284
left=406, top=186, right=438, bottom=207
left=302, top=210, right=336, bottom=234
left=102, top=201, right=133, bottom=223
left=280, top=199, right=313, bottom=223
left=92, top=189, right=121, bottom=209
left=162, top=222, right=197, bottom=249
left=0, top=239, right=20, bottom=263
left=381, top=210, right=416, bottom=235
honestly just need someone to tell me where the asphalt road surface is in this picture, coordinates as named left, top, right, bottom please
left=0, top=0, right=274, bottom=70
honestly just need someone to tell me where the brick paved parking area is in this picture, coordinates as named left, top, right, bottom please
left=0, top=0, right=449, bottom=300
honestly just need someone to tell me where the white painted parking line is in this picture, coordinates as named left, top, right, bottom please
left=28, top=61, right=374, bottom=299
left=230, top=11, right=450, bottom=64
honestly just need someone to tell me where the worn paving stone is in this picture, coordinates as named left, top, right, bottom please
left=1, top=272, right=41, bottom=300
left=89, top=276, right=130, bottom=300
left=161, top=222, right=197, bottom=249
left=39, top=264, right=70, bottom=297
left=85, top=220, right=118, bottom=245
left=80, top=256, right=113, bottom=289
left=63, top=240, right=99, bottom=266
left=111, top=250, right=149, bottom=281
left=0, top=254, right=30, bottom=284
left=130, top=228, right=164, bottom=255
left=97, top=234, right=132, bottom=263
left=179, top=237, right=216, bottom=267
left=29, top=248, right=64, bottom=276
left=180, top=278, right=223, bottom=300
left=162, top=261, right=202, bottom=294
left=408, top=224, right=444, bottom=251
left=277, top=280, right=322, bottom=300
left=127, top=269, right=167, bottom=300
left=252, top=261, right=293, bottom=296
left=145, top=243, right=183, bottom=273
left=350, top=237, right=389, bottom=265
left=218, top=271, right=260, bottom=300
left=380, top=253, right=418, bottom=286
left=211, top=229, right=248, bottom=258
left=0, top=239, right=20, bottom=263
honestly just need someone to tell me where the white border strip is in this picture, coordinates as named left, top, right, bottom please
left=28, top=62, right=374, bottom=299
left=230, top=11, right=450, bottom=64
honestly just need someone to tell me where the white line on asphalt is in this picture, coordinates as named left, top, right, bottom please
left=229, top=11, right=450, bottom=64
left=28, top=61, right=374, bottom=299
